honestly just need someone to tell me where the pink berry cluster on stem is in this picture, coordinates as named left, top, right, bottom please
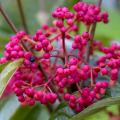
left=1, top=2, right=118, bottom=113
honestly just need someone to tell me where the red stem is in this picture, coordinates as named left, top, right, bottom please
left=50, top=25, right=75, bottom=43
left=61, top=31, right=68, bottom=65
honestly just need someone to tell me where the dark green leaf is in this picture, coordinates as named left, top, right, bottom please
left=10, top=104, right=50, bottom=120
left=54, top=112, right=71, bottom=119
left=0, top=95, right=49, bottom=120
left=49, top=102, right=71, bottom=120
left=111, top=82, right=120, bottom=97
left=55, top=102, right=67, bottom=112
left=10, top=104, right=41, bottom=120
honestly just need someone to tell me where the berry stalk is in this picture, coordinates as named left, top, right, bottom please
left=17, top=0, right=29, bottom=33
left=86, top=0, right=103, bottom=62
left=0, top=3, right=17, bottom=33
left=61, top=31, right=68, bottom=65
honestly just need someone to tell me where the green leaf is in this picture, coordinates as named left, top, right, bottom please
left=54, top=112, right=71, bottom=119
left=70, top=97, right=120, bottom=120
left=0, top=59, right=23, bottom=97
left=49, top=112, right=70, bottom=120
left=0, top=95, right=49, bottom=120
left=55, top=102, right=67, bottom=112
left=111, top=82, right=120, bottom=97
left=0, top=95, right=20, bottom=120
left=0, top=62, right=8, bottom=73
left=78, top=105, right=120, bottom=120
left=49, top=102, right=71, bottom=120
left=10, top=104, right=41, bottom=120
left=10, top=104, right=50, bottom=120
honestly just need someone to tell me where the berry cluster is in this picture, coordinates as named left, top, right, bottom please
left=64, top=81, right=108, bottom=112
left=72, top=32, right=89, bottom=52
left=52, top=7, right=74, bottom=20
left=0, top=1, right=118, bottom=113
left=0, top=31, right=26, bottom=63
left=74, top=2, right=109, bottom=25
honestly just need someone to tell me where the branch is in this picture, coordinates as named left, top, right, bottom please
left=0, top=4, right=17, bottom=33
left=17, top=0, right=29, bottom=33
left=86, top=0, right=102, bottom=62
left=62, top=32, right=68, bottom=65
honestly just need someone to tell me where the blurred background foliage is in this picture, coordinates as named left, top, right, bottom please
left=0, top=0, right=120, bottom=120
left=0, top=0, right=120, bottom=50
